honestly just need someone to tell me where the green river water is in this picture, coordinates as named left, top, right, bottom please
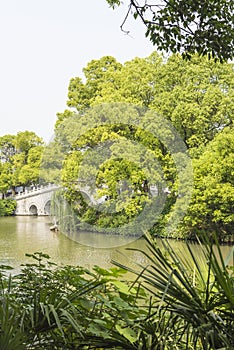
left=0, top=216, right=233, bottom=274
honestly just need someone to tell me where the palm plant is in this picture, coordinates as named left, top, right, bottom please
left=113, top=233, right=234, bottom=349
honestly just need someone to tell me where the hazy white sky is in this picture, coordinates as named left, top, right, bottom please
left=0, top=0, right=154, bottom=142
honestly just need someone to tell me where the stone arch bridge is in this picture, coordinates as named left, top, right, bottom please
left=14, top=184, right=60, bottom=216
left=14, top=184, right=99, bottom=216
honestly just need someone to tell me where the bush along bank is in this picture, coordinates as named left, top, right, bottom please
left=0, top=198, right=16, bottom=216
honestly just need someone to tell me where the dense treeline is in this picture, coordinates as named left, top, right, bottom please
left=46, top=53, right=234, bottom=242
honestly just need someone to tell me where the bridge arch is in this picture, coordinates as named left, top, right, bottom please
left=29, top=204, right=38, bottom=216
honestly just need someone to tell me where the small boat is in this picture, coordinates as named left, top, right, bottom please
left=50, top=224, right=58, bottom=232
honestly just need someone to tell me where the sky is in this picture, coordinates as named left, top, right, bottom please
left=0, top=0, right=155, bottom=143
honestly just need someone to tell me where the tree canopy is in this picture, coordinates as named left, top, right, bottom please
left=57, top=53, right=233, bottom=150
left=51, top=53, right=234, bottom=240
left=182, top=127, right=234, bottom=241
left=0, top=131, right=44, bottom=196
left=106, top=0, right=234, bottom=61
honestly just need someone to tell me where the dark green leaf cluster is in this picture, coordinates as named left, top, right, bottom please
left=106, top=0, right=234, bottom=61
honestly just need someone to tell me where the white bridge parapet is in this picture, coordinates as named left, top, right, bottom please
left=14, top=183, right=98, bottom=216
left=14, top=183, right=60, bottom=199
left=14, top=183, right=60, bottom=216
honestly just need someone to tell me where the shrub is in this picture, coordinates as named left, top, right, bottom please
left=0, top=199, right=16, bottom=216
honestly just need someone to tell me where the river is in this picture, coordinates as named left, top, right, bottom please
left=0, top=216, right=233, bottom=274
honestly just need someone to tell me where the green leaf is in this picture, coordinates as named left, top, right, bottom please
left=111, top=280, right=130, bottom=295
left=115, top=324, right=138, bottom=343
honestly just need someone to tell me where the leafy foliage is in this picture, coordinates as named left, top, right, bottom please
left=0, top=236, right=233, bottom=349
left=53, top=53, right=234, bottom=240
left=54, top=103, right=184, bottom=235
left=0, top=199, right=16, bottom=216
left=181, top=127, right=234, bottom=241
left=106, top=0, right=234, bottom=61
left=0, top=131, right=44, bottom=196
left=114, top=233, right=234, bottom=349
left=58, top=53, right=233, bottom=150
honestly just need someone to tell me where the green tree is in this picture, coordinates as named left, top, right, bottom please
left=14, top=131, right=42, bottom=155
left=106, top=0, right=234, bottom=61
left=54, top=53, right=233, bottom=239
left=0, top=162, right=13, bottom=197
left=64, top=56, right=122, bottom=113
left=150, top=54, right=234, bottom=151
left=56, top=53, right=163, bottom=117
left=0, top=131, right=44, bottom=196
left=59, top=104, right=168, bottom=233
left=0, top=134, right=16, bottom=163
left=93, top=53, right=164, bottom=107
left=57, top=53, right=234, bottom=151
left=181, top=127, right=234, bottom=241
left=18, top=146, right=44, bottom=186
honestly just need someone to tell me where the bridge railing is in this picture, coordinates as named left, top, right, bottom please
left=14, top=183, right=59, bottom=199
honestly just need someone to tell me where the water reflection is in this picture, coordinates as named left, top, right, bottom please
left=0, top=216, right=148, bottom=273
left=66, top=229, right=140, bottom=248
left=0, top=217, right=233, bottom=274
